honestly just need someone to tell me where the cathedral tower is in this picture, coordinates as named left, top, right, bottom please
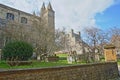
left=40, top=2, right=55, bottom=32
left=40, top=2, right=46, bottom=17
left=40, top=2, right=55, bottom=50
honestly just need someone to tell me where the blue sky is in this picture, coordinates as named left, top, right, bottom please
left=0, top=0, right=119, bottom=31
left=95, top=0, right=120, bottom=30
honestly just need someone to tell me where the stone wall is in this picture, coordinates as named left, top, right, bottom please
left=0, top=62, right=119, bottom=80
left=0, top=4, right=37, bottom=25
left=0, top=3, right=55, bottom=51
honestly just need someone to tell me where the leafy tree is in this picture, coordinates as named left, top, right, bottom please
left=2, top=41, right=33, bottom=61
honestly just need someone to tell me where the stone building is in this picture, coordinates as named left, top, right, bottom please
left=0, top=2, right=55, bottom=49
left=66, top=29, right=93, bottom=62
left=67, top=29, right=92, bottom=54
left=0, top=2, right=55, bottom=60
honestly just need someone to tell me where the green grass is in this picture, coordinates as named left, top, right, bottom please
left=117, top=59, right=120, bottom=65
left=56, top=53, right=67, bottom=60
left=56, top=53, right=67, bottom=57
left=0, top=61, right=10, bottom=69
left=0, top=53, right=68, bottom=70
left=0, top=60, right=72, bottom=70
left=0, top=53, right=85, bottom=70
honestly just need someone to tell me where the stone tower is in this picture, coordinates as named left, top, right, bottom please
left=40, top=2, right=55, bottom=53
left=40, top=2, right=55, bottom=41
left=40, top=2, right=46, bottom=17
left=40, top=2, right=55, bottom=31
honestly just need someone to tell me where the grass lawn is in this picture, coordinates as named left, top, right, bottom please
left=56, top=53, right=67, bottom=60
left=0, top=61, right=10, bottom=69
left=0, top=53, right=74, bottom=70
left=117, top=59, right=120, bottom=65
left=56, top=53, right=67, bottom=57
left=0, top=60, right=73, bottom=70
left=0, top=53, right=87, bottom=70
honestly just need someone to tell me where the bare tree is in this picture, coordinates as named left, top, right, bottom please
left=55, top=28, right=69, bottom=52
left=110, top=26, right=120, bottom=52
left=98, top=30, right=110, bottom=55
left=85, top=27, right=109, bottom=61
left=31, top=18, right=56, bottom=61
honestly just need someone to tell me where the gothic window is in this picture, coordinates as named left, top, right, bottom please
left=6, top=13, right=14, bottom=20
left=21, top=17, right=27, bottom=24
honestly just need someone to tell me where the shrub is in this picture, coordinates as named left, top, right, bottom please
left=2, top=41, right=33, bottom=61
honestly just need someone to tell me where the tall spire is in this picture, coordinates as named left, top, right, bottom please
left=41, top=2, right=45, bottom=10
left=47, top=2, right=53, bottom=10
left=40, top=2, right=46, bottom=16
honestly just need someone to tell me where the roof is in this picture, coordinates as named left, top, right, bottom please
left=0, top=4, right=39, bottom=17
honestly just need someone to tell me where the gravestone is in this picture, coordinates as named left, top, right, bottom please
left=104, top=44, right=117, bottom=61
left=67, top=55, right=73, bottom=64
left=95, top=54, right=100, bottom=61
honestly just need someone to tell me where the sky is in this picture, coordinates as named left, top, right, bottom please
left=0, top=0, right=120, bottom=32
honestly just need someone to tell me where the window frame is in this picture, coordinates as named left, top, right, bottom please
left=21, top=17, right=27, bottom=24
left=6, top=13, right=14, bottom=20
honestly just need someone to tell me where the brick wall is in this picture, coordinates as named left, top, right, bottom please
left=0, top=62, right=119, bottom=80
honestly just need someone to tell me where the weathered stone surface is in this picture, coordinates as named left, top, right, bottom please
left=0, top=62, right=119, bottom=80
left=104, top=48, right=117, bottom=61
left=0, top=3, right=55, bottom=49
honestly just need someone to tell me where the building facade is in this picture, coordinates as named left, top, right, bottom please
left=0, top=3, right=55, bottom=59
left=65, top=29, right=94, bottom=62
left=0, top=3, right=55, bottom=49
left=67, top=29, right=92, bottom=54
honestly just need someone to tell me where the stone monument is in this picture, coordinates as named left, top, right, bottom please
left=104, top=44, right=117, bottom=61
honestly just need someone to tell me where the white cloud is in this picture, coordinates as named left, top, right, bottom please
left=0, top=0, right=115, bottom=31
left=51, top=0, right=115, bottom=31
left=0, top=0, right=49, bottom=13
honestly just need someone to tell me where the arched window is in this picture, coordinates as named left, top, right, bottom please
left=6, top=13, right=14, bottom=20
left=21, top=17, right=27, bottom=24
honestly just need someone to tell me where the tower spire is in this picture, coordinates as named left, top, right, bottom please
left=41, top=2, right=45, bottom=10
left=47, top=2, right=53, bottom=10
left=40, top=2, right=46, bottom=16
